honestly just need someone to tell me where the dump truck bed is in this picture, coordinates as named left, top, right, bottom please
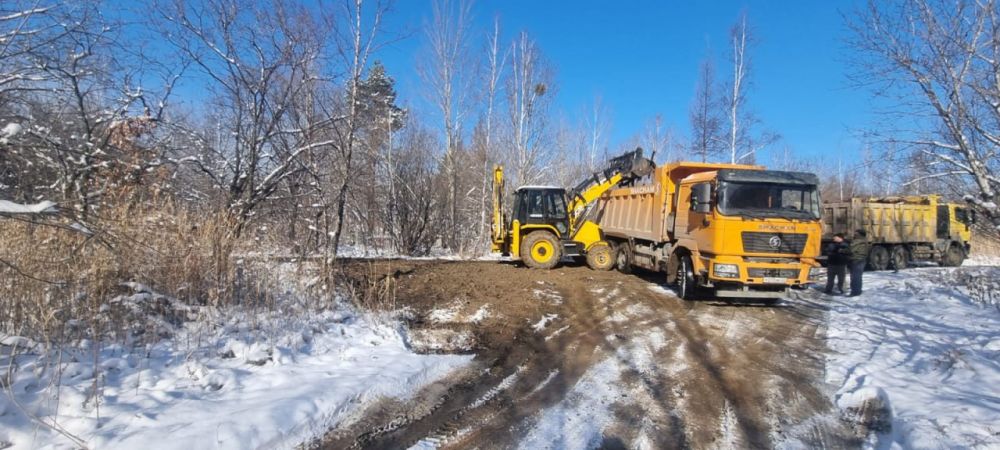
left=822, top=197, right=937, bottom=244
left=596, top=163, right=764, bottom=243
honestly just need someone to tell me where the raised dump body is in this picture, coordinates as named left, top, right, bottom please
left=821, top=196, right=973, bottom=269
left=593, top=162, right=823, bottom=299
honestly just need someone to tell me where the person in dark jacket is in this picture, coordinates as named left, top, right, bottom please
left=824, top=233, right=849, bottom=295
left=848, top=229, right=871, bottom=296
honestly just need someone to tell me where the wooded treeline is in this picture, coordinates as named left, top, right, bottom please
left=2, top=0, right=999, bottom=266
left=0, top=0, right=676, bottom=257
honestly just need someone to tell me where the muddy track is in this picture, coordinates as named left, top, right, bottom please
left=318, top=260, right=859, bottom=449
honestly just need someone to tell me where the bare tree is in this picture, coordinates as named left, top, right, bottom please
left=689, top=57, right=723, bottom=162
left=726, top=14, right=749, bottom=164
left=849, top=0, right=1000, bottom=231
left=1, top=1, right=181, bottom=217
left=584, top=94, right=611, bottom=172
left=420, top=0, right=473, bottom=250
left=329, top=0, right=392, bottom=257
left=153, top=0, right=338, bottom=235
left=475, top=16, right=507, bottom=251
left=386, top=123, right=438, bottom=255
left=722, top=12, right=778, bottom=164
left=644, top=114, right=677, bottom=163
left=505, top=31, right=553, bottom=187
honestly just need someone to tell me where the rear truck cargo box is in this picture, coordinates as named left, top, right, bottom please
left=821, top=195, right=973, bottom=269
left=593, top=162, right=824, bottom=300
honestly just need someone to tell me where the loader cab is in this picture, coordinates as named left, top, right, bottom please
left=512, top=186, right=570, bottom=236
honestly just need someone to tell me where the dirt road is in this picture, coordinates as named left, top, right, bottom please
left=320, top=260, right=858, bottom=449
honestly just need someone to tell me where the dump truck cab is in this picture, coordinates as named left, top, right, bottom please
left=675, top=168, right=822, bottom=297
left=598, top=162, right=823, bottom=300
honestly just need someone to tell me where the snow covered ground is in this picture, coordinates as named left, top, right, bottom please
left=0, top=295, right=470, bottom=449
left=823, top=262, right=1000, bottom=448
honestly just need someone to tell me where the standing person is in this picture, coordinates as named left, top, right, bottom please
left=824, top=233, right=849, bottom=295
left=848, top=229, right=871, bottom=297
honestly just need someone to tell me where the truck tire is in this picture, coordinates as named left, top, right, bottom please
left=676, top=255, right=698, bottom=300
left=521, top=231, right=562, bottom=269
left=615, top=242, right=633, bottom=274
left=868, top=245, right=890, bottom=271
left=890, top=245, right=908, bottom=270
left=586, top=243, right=615, bottom=271
left=941, top=243, right=965, bottom=267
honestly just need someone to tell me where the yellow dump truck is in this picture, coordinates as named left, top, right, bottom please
left=821, top=196, right=974, bottom=269
left=593, top=162, right=824, bottom=299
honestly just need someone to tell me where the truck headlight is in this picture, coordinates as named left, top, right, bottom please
left=809, top=266, right=824, bottom=280
left=713, top=263, right=740, bottom=278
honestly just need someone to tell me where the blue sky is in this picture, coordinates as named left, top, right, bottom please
left=375, top=0, right=875, bottom=165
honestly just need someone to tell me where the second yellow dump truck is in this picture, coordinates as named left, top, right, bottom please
left=821, top=195, right=974, bottom=269
left=592, top=162, right=824, bottom=299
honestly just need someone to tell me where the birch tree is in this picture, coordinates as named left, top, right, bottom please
left=722, top=13, right=778, bottom=164
left=584, top=95, right=611, bottom=172
left=506, top=31, right=553, bottom=187
left=849, top=0, right=1000, bottom=232
left=421, top=0, right=473, bottom=250
left=644, top=114, right=677, bottom=163
left=476, top=16, right=507, bottom=250
left=329, top=0, right=392, bottom=257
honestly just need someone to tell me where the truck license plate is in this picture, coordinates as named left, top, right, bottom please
left=763, top=277, right=787, bottom=284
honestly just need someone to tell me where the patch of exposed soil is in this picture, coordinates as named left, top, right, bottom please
left=319, top=260, right=858, bottom=449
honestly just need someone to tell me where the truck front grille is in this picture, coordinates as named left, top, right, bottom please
left=741, top=232, right=808, bottom=254
left=747, top=268, right=802, bottom=279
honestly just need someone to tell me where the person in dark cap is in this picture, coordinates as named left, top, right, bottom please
left=848, top=229, right=871, bottom=297
left=824, top=233, right=849, bottom=295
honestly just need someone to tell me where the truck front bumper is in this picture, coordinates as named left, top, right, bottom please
left=713, top=285, right=789, bottom=299
left=700, top=255, right=816, bottom=289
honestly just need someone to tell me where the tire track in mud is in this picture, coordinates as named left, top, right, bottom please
left=318, top=261, right=857, bottom=449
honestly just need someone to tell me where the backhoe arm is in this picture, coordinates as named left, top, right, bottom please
left=568, top=148, right=654, bottom=232
left=491, top=165, right=507, bottom=253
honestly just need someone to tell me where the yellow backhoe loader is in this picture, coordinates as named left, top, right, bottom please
left=490, top=149, right=654, bottom=270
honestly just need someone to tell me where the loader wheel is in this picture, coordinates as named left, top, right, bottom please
left=868, top=245, right=890, bottom=271
left=941, top=243, right=965, bottom=267
left=676, top=255, right=698, bottom=300
left=586, top=243, right=615, bottom=271
left=890, top=245, right=908, bottom=270
left=615, top=242, right=633, bottom=274
left=521, top=231, right=561, bottom=269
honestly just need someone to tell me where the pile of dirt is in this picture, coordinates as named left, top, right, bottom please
left=321, top=260, right=857, bottom=449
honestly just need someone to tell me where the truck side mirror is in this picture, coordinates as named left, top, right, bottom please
left=691, top=183, right=712, bottom=214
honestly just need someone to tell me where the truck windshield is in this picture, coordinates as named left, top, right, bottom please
left=718, top=182, right=820, bottom=220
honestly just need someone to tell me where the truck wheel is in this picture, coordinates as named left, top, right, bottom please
left=890, top=246, right=908, bottom=270
left=521, top=231, right=561, bottom=269
left=615, top=242, right=633, bottom=274
left=868, top=245, right=890, bottom=271
left=676, top=255, right=698, bottom=300
left=941, top=243, right=965, bottom=267
left=586, top=243, right=615, bottom=271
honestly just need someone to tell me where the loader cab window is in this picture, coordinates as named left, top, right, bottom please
left=527, top=191, right=545, bottom=218
left=514, top=188, right=569, bottom=227
left=547, top=194, right=567, bottom=219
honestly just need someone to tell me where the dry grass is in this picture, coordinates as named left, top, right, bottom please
left=0, top=190, right=279, bottom=347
